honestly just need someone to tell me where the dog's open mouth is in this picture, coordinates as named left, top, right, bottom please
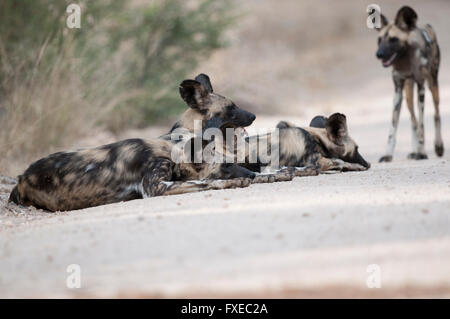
left=382, top=53, right=398, bottom=67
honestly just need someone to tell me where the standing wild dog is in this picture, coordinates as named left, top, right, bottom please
left=243, top=113, right=370, bottom=173
left=373, top=6, right=443, bottom=162
left=9, top=74, right=259, bottom=211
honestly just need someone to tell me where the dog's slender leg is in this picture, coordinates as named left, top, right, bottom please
left=415, top=81, right=428, bottom=159
left=319, top=157, right=368, bottom=172
left=142, top=159, right=252, bottom=196
left=290, top=166, right=320, bottom=177
left=141, top=159, right=175, bottom=197
left=429, top=76, right=444, bottom=156
left=380, top=77, right=405, bottom=162
left=252, top=173, right=292, bottom=184
left=252, top=165, right=319, bottom=184
left=405, top=79, right=421, bottom=159
left=252, top=166, right=293, bottom=183
left=160, top=178, right=252, bottom=196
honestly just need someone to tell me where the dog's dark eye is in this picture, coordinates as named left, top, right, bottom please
left=226, top=104, right=236, bottom=111
left=389, top=37, right=399, bottom=43
left=226, top=104, right=236, bottom=118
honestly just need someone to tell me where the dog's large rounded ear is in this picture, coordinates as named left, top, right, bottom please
left=377, top=14, right=389, bottom=31
left=325, top=113, right=348, bottom=146
left=395, top=6, right=417, bottom=31
left=309, top=115, right=328, bottom=128
left=179, top=79, right=209, bottom=110
left=195, top=73, right=213, bottom=93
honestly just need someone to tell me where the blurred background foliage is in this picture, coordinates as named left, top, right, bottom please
left=0, top=0, right=234, bottom=174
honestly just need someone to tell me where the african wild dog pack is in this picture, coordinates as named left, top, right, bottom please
left=9, top=5, right=444, bottom=212
left=9, top=74, right=261, bottom=211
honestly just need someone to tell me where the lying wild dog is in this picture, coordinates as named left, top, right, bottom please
left=372, top=6, right=443, bottom=162
left=243, top=113, right=370, bottom=174
left=164, top=73, right=295, bottom=184
left=9, top=74, right=259, bottom=211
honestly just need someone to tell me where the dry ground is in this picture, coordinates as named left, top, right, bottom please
left=1, top=0, right=450, bottom=298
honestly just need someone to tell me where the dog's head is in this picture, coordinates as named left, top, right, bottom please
left=373, top=6, right=417, bottom=67
left=174, top=135, right=256, bottom=180
left=176, top=74, right=256, bottom=134
left=310, top=113, right=370, bottom=169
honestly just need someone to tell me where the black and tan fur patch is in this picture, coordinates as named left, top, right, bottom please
left=244, top=113, right=370, bottom=175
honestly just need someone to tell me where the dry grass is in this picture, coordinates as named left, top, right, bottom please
left=0, top=35, right=123, bottom=176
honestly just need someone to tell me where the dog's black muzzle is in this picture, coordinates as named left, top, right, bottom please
left=235, top=109, right=256, bottom=128
left=353, top=151, right=371, bottom=169
left=205, top=110, right=256, bottom=131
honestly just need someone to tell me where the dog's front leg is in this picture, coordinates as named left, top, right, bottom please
left=405, top=79, right=421, bottom=159
left=252, top=167, right=293, bottom=183
left=414, top=81, right=428, bottom=159
left=142, top=159, right=175, bottom=197
left=319, top=158, right=368, bottom=172
left=379, top=77, right=405, bottom=162
left=159, top=178, right=252, bottom=196
left=142, top=159, right=252, bottom=196
left=252, top=165, right=319, bottom=184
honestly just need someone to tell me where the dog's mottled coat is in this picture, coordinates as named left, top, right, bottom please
left=243, top=113, right=370, bottom=174
left=9, top=74, right=257, bottom=211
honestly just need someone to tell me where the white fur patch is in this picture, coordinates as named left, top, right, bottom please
left=84, top=163, right=96, bottom=173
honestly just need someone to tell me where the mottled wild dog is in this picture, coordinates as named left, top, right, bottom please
left=9, top=74, right=258, bottom=211
left=244, top=113, right=370, bottom=174
left=373, top=6, right=443, bottom=162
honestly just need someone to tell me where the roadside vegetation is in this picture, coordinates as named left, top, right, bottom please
left=0, top=0, right=234, bottom=175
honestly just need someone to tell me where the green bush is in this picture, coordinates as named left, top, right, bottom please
left=0, top=0, right=234, bottom=175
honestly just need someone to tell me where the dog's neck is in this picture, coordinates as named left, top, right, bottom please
left=169, top=108, right=206, bottom=134
left=303, top=127, right=337, bottom=158
left=392, top=45, right=414, bottom=73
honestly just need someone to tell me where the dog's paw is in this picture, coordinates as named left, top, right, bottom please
left=408, top=152, right=427, bottom=160
left=340, top=163, right=368, bottom=172
left=435, top=143, right=444, bottom=157
left=211, top=178, right=251, bottom=189
left=379, top=155, right=392, bottom=163
left=232, top=177, right=252, bottom=188
left=273, top=172, right=294, bottom=182
left=252, top=174, right=276, bottom=184
left=353, top=164, right=369, bottom=171
left=407, top=152, right=418, bottom=159
left=292, top=166, right=320, bottom=176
